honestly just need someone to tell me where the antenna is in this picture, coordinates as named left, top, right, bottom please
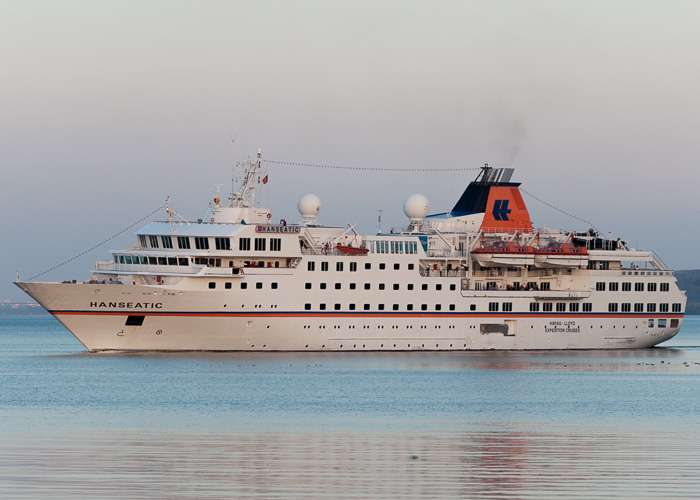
left=377, top=209, right=383, bottom=234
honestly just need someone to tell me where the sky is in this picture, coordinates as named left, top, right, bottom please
left=2, top=0, right=699, bottom=301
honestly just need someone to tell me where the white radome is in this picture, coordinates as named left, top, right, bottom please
left=403, top=193, right=430, bottom=221
left=298, top=194, right=321, bottom=218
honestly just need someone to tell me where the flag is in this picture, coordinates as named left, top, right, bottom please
left=262, top=175, right=268, bottom=184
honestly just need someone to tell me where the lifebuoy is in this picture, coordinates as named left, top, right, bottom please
left=267, top=213, right=272, bottom=219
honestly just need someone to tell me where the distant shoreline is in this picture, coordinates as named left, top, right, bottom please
left=0, top=303, right=49, bottom=316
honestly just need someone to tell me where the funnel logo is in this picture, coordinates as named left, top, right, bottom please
left=492, top=200, right=511, bottom=221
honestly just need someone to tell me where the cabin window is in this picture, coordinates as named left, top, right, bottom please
left=149, top=235, right=159, bottom=248
left=422, top=284, right=428, bottom=291
left=162, top=236, right=173, bottom=249
left=647, top=283, right=657, bottom=292
left=336, top=262, right=343, bottom=272
left=622, top=282, right=631, bottom=291
left=449, top=304, right=455, bottom=311
left=378, top=304, right=385, bottom=310
left=394, top=263, right=400, bottom=270
left=225, top=282, right=232, bottom=289
left=379, top=283, right=385, bottom=290
left=635, top=283, right=644, bottom=292
left=379, top=263, right=386, bottom=270
left=148, top=256, right=157, bottom=265
left=540, top=282, right=551, bottom=291
left=125, top=315, right=145, bottom=326
left=470, top=304, right=476, bottom=311
left=609, top=282, right=619, bottom=291
left=308, top=261, right=315, bottom=271
left=421, top=304, right=428, bottom=311
left=600, top=261, right=609, bottom=270
left=621, top=303, right=630, bottom=312
left=195, top=237, right=209, bottom=250
left=608, top=303, right=618, bottom=312
left=530, top=303, right=540, bottom=312
left=450, top=284, right=456, bottom=291
left=435, top=304, right=442, bottom=311
left=671, top=319, right=679, bottom=328
left=208, top=282, right=216, bottom=289
left=158, top=257, right=167, bottom=266
left=408, top=284, right=414, bottom=291
left=569, top=303, right=579, bottom=312
left=672, top=303, right=682, bottom=312
left=178, top=257, right=188, bottom=266
left=350, top=283, right=356, bottom=290
left=271, top=283, right=278, bottom=289
left=596, top=282, right=606, bottom=291
left=556, top=303, right=566, bottom=312
left=659, top=303, right=668, bottom=312
left=305, top=303, right=311, bottom=310
left=241, top=282, right=247, bottom=289
left=393, top=284, right=399, bottom=290
left=335, top=283, right=341, bottom=289
left=364, top=283, right=370, bottom=290
left=634, top=303, right=643, bottom=312
left=319, top=304, right=326, bottom=310
left=168, top=257, right=177, bottom=266
left=648, top=319, right=654, bottom=328
left=320, top=283, right=327, bottom=290
left=321, top=262, right=329, bottom=271
left=349, top=304, right=356, bottom=310
left=125, top=255, right=132, bottom=264
left=408, top=264, right=414, bottom=270
left=542, top=303, right=553, bottom=312
left=660, top=283, right=670, bottom=292
left=270, top=238, right=281, bottom=251
left=407, top=304, right=414, bottom=311
left=583, top=303, right=592, bottom=312
left=305, top=283, right=311, bottom=289
left=488, top=302, right=499, bottom=312
left=364, top=304, right=370, bottom=310
left=215, top=237, right=231, bottom=250
left=334, top=304, right=341, bottom=310
left=350, top=262, right=357, bottom=272
left=647, top=303, right=656, bottom=313
left=658, top=319, right=667, bottom=328
left=254, top=238, right=265, bottom=251
left=365, top=263, right=371, bottom=270
left=502, top=302, right=512, bottom=312
left=240, top=238, right=251, bottom=251
left=177, top=236, right=191, bottom=249
left=139, top=235, right=147, bottom=248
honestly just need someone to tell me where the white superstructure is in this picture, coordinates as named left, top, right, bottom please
left=17, top=151, right=687, bottom=352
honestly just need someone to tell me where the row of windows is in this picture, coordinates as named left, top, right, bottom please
left=139, top=235, right=282, bottom=252
left=308, top=261, right=415, bottom=272
left=366, top=240, right=419, bottom=254
left=209, top=281, right=279, bottom=290
left=596, top=281, right=670, bottom=292
left=305, top=303, right=456, bottom=311
left=304, top=282, right=457, bottom=291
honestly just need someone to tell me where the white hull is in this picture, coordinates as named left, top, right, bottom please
left=18, top=281, right=683, bottom=352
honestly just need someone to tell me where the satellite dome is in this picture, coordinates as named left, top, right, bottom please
left=298, top=194, right=321, bottom=220
left=403, top=193, right=430, bottom=222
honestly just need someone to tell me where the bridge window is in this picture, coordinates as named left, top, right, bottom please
left=195, top=237, right=209, bottom=250
left=149, top=235, right=159, bottom=248
left=240, top=238, right=251, bottom=251
left=215, top=237, right=231, bottom=250
left=139, top=235, right=147, bottom=248
left=270, top=238, right=281, bottom=251
left=254, top=238, right=265, bottom=251
left=177, top=236, right=191, bottom=249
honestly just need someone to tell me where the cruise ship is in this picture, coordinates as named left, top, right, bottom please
left=17, top=150, right=686, bottom=351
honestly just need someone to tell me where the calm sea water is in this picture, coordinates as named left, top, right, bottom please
left=1, top=316, right=699, bottom=499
